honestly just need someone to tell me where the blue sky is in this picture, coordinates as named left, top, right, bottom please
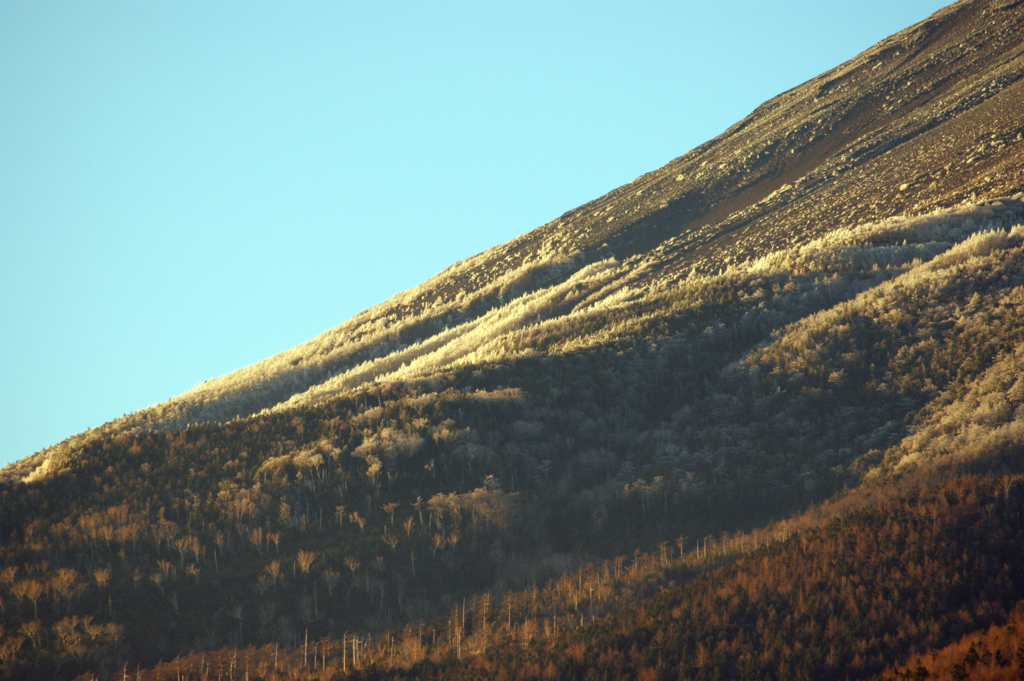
left=0, top=0, right=950, bottom=468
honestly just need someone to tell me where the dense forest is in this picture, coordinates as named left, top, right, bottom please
left=2, top=0, right=1024, bottom=678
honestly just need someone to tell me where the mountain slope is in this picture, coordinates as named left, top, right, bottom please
left=1, top=0, right=1024, bottom=679
left=6, top=0, right=1022, bottom=488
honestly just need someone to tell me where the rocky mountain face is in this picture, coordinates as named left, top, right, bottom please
left=1, top=0, right=1024, bottom=679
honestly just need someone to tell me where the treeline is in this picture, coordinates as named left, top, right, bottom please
left=70, top=472, right=1024, bottom=680
left=1, top=202, right=1023, bottom=679
left=0, top=362, right=812, bottom=678
left=322, top=474, right=1024, bottom=681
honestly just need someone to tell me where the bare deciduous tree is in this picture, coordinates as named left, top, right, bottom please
left=296, top=550, right=316, bottom=574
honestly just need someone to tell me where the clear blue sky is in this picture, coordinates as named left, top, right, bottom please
left=1, top=0, right=949, bottom=468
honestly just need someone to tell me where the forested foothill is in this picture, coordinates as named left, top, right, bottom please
left=3, top=0, right=1024, bottom=678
